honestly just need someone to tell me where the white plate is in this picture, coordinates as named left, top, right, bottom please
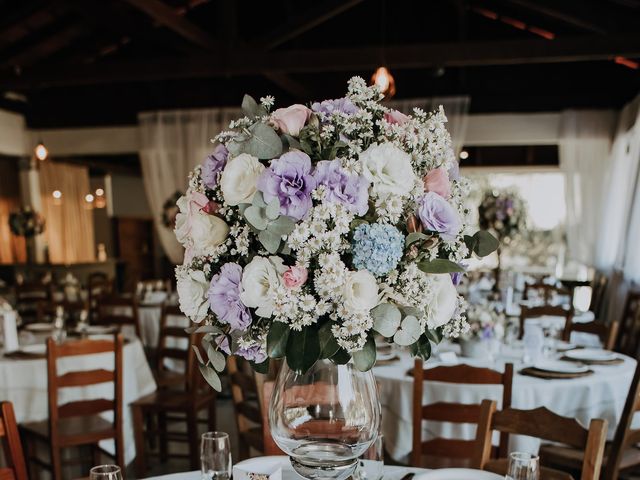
left=532, top=359, right=589, bottom=374
left=554, top=340, right=577, bottom=351
left=415, top=468, right=503, bottom=479
left=84, top=325, right=116, bottom=334
left=18, top=344, right=46, bottom=355
left=24, top=323, right=54, bottom=332
left=564, top=348, right=617, bottom=362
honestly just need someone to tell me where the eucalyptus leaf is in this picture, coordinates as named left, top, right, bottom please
left=250, top=359, right=270, bottom=374
left=417, top=259, right=464, bottom=274
left=425, top=328, right=443, bottom=344
left=267, top=321, right=290, bottom=358
left=352, top=336, right=376, bottom=372
left=244, top=123, right=283, bottom=160
left=473, top=230, right=499, bottom=257
left=371, top=303, right=402, bottom=337
left=405, top=231, right=428, bottom=247
left=268, top=216, right=296, bottom=236
left=194, top=325, right=223, bottom=334
left=393, top=315, right=422, bottom=346
left=410, top=335, right=432, bottom=361
left=281, top=134, right=301, bottom=151
left=198, top=363, right=222, bottom=391
left=330, top=348, right=351, bottom=365
left=206, top=344, right=226, bottom=372
left=241, top=94, right=267, bottom=118
left=319, top=322, right=340, bottom=359
left=266, top=198, right=280, bottom=220
left=286, top=327, right=320, bottom=374
left=258, top=229, right=281, bottom=253
left=244, top=205, right=268, bottom=230
left=192, top=345, right=205, bottom=365
left=226, top=140, right=243, bottom=157
left=252, top=191, right=267, bottom=208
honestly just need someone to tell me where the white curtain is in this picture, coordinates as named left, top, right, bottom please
left=138, top=108, right=241, bottom=264
left=559, top=110, right=615, bottom=265
left=388, top=96, right=470, bottom=155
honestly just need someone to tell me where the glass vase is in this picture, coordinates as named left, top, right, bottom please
left=269, top=359, right=381, bottom=480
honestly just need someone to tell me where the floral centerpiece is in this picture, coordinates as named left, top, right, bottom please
left=9, top=206, right=45, bottom=238
left=462, top=302, right=506, bottom=342
left=478, top=189, right=527, bottom=242
left=175, top=77, right=498, bottom=390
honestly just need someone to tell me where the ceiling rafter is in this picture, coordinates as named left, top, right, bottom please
left=4, top=23, right=86, bottom=68
left=497, top=0, right=607, bottom=34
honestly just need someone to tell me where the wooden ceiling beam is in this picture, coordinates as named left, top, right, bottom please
left=4, top=24, right=87, bottom=68
left=498, top=0, right=607, bottom=34
left=3, top=33, right=640, bottom=89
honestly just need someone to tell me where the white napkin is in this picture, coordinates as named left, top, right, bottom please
left=1, top=310, right=19, bottom=352
left=233, top=457, right=284, bottom=480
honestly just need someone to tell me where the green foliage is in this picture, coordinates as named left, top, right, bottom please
left=371, top=303, right=402, bottom=337
left=464, top=230, right=500, bottom=257
left=319, top=321, right=340, bottom=359
left=267, top=321, right=290, bottom=359
left=417, top=259, right=464, bottom=274
left=286, top=327, right=320, bottom=374
left=241, top=94, right=268, bottom=119
left=242, top=193, right=296, bottom=253
left=352, top=336, right=376, bottom=372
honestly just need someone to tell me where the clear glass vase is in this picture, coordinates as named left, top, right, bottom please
left=269, top=359, right=381, bottom=480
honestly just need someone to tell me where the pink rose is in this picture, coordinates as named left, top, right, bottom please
left=202, top=201, right=220, bottom=215
left=384, top=109, right=410, bottom=125
left=423, top=167, right=451, bottom=199
left=282, top=266, right=308, bottom=289
left=271, top=104, right=312, bottom=136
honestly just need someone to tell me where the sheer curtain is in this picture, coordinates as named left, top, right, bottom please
left=388, top=96, right=470, bottom=155
left=138, top=108, right=241, bottom=264
left=559, top=110, right=615, bottom=265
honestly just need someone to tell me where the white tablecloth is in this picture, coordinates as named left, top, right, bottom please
left=375, top=349, right=637, bottom=464
left=112, top=303, right=188, bottom=349
left=0, top=337, right=157, bottom=464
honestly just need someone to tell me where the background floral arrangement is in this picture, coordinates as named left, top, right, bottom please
left=175, top=77, right=498, bottom=390
left=161, top=190, right=183, bottom=229
left=462, top=302, right=506, bottom=341
left=9, top=206, right=45, bottom=238
left=478, top=190, right=527, bottom=242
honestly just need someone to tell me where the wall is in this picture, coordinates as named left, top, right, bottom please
left=106, top=173, right=152, bottom=218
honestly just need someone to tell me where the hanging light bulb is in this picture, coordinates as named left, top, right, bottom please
left=371, top=66, right=396, bottom=98
left=35, top=142, right=48, bottom=161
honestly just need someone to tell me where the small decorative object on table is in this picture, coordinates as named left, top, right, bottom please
left=9, top=206, right=45, bottom=263
left=89, top=465, right=123, bottom=480
left=459, top=302, right=505, bottom=359
left=201, top=431, right=232, bottom=480
left=174, top=78, right=499, bottom=479
left=506, top=452, right=540, bottom=480
left=478, top=190, right=526, bottom=244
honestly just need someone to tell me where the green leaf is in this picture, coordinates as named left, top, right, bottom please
left=371, top=303, right=401, bottom=337
left=281, top=134, right=301, bottom=151
left=425, top=328, right=443, bottom=344
left=227, top=139, right=243, bottom=156
left=286, top=327, right=320, bottom=374
left=244, top=123, right=283, bottom=160
left=250, top=359, right=270, bottom=374
left=405, top=232, right=428, bottom=247
left=192, top=345, right=205, bottom=365
left=244, top=205, right=268, bottom=230
left=473, top=230, right=499, bottom=257
left=206, top=344, right=226, bottom=372
left=194, top=325, right=223, bottom=334
left=198, top=364, right=222, bottom=391
left=268, top=216, right=296, bottom=236
left=393, top=315, right=422, bottom=346
left=417, top=259, right=464, bottom=274
left=330, top=348, right=351, bottom=365
left=267, top=321, right=290, bottom=358
left=410, top=335, right=432, bottom=361
left=318, top=322, right=340, bottom=359
left=350, top=219, right=368, bottom=230
left=241, top=94, right=267, bottom=118
left=258, top=229, right=281, bottom=253
left=352, top=336, right=376, bottom=372
left=252, top=191, right=267, bottom=208
left=266, top=198, right=280, bottom=220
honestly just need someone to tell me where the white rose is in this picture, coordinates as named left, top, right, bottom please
left=240, top=256, right=287, bottom=317
left=177, top=269, right=209, bottom=323
left=174, top=196, right=190, bottom=244
left=190, top=212, right=229, bottom=256
left=428, top=274, right=458, bottom=328
left=220, top=153, right=265, bottom=206
left=343, top=270, right=379, bottom=312
left=360, top=142, right=416, bottom=197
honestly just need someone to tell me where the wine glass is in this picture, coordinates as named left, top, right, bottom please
left=89, top=465, right=122, bottom=480
left=506, top=452, right=540, bottom=480
left=201, top=431, right=232, bottom=480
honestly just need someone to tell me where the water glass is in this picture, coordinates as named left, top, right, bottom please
left=506, top=452, right=540, bottom=480
left=201, top=431, right=231, bottom=480
left=356, top=434, right=384, bottom=480
left=89, top=464, right=122, bottom=480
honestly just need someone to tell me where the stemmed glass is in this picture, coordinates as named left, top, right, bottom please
left=89, top=465, right=122, bottom=480
left=506, top=452, right=540, bottom=480
left=201, top=431, right=232, bottom=480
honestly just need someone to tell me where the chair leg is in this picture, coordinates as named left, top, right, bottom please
left=158, top=412, right=168, bottom=460
left=208, top=400, right=217, bottom=432
left=132, top=405, right=147, bottom=477
left=51, top=444, right=63, bottom=480
left=187, top=410, right=200, bottom=470
left=238, top=434, right=250, bottom=461
left=25, top=435, right=41, bottom=480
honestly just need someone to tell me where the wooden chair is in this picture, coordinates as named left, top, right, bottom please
left=519, top=305, right=573, bottom=340
left=88, top=273, right=114, bottom=319
left=14, top=282, right=52, bottom=323
left=540, top=361, right=640, bottom=479
left=155, top=304, right=190, bottom=389
left=411, top=360, right=514, bottom=468
left=36, top=298, right=88, bottom=327
left=95, top=295, right=141, bottom=339
left=474, top=400, right=608, bottom=480
left=228, top=356, right=266, bottom=460
left=261, top=381, right=284, bottom=456
left=21, top=335, right=124, bottom=480
left=0, top=402, right=28, bottom=480
left=562, top=317, right=619, bottom=350
left=131, top=333, right=216, bottom=475
left=589, top=273, right=610, bottom=319
left=524, top=282, right=570, bottom=305
left=615, top=290, right=640, bottom=357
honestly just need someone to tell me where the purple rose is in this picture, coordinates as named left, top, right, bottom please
left=450, top=271, right=463, bottom=286
left=257, top=151, right=317, bottom=220
left=202, top=144, right=228, bottom=189
left=311, top=97, right=359, bottom=117
left=215, top=335, right=267, bottom=364
left=416, top=192, right=462, bottom=241
left=208, top=262, right=251, bottom=331
left=314, top=160, right=369, bottom=216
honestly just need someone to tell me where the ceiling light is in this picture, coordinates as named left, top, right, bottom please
left=85, top=194, right=94, bottom=203
left=371, top=66, right=396, bottom=98
left=52, top=190, right=62, bottom=199
left=35, top=142, right=48, bottom=161
left=95, top=188, right=105, bottom=196
left=459, top=150, right=469, bottom=160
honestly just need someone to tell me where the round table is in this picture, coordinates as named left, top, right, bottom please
left=0, top=336, right=157, bottom=465
left=374, top=348, right=637, bottom=464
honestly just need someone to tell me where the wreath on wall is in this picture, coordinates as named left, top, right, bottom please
left=9, top=206, right=46, bottom=238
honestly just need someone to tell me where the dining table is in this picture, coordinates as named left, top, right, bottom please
left=374, top=345, right=637, bottom=465
left=0, top=332, right=157, bottom=465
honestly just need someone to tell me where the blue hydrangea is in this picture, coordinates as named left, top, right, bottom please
left=352, top=223, right=404, bottom=276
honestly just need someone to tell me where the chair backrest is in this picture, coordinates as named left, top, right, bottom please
left=228, top=356, right=263, bottom=439
left=411, top=360, right=514, bottom=467
left=36, top=298, right=88, bottom=325
left=603, top=361, right=640, bottom=480
left=95, top=295, right=141, bottom=339
left=589, top=272, right=610, bottom=317
left=562, top=318, right=619, bottom=350
left=260, top=381, right=284, bottom=456
left=14, top=282, right=52, bottom=322
left=474, top=400, right=607, bottom=480
left=46, top=335, right=124, bottom=467
left=615, top=290, right=640, bottom=357
left=88, top=274, right=114, bottom=314
left=519, top=305, right=573, bottom=340
left=523, top=282, right=569, bottom=304
left=0, top=402, right=28, bottom=480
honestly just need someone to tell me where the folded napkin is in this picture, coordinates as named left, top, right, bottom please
left=233, top=457, right=284, bottom=480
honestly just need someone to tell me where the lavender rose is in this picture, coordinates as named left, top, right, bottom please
left=314, top=159, right=369, bottom=216
left=202, top=144, right=228, bottom=189
left=257, top=151, right=317, bottom=220
left=416, top=192, right=462, bottom=241
left=311, top=97, right=358, bottom=117
left=208, top=262, right=251, bottom=331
